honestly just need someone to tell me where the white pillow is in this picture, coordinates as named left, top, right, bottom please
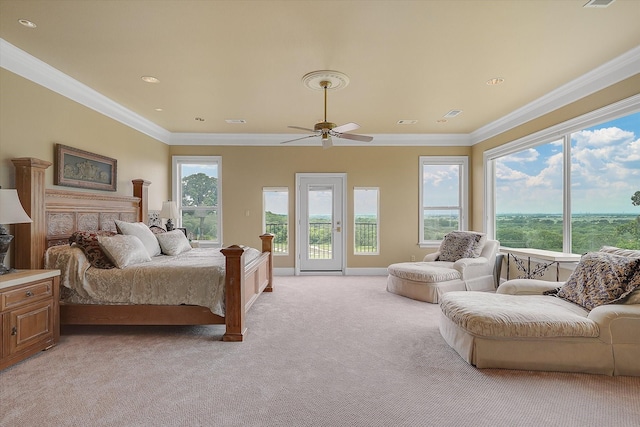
left=156, top=230, right=192, bottom=256
left=114, top=220, right=161, bottom=257
left=98, top=234, right=151, bottom=268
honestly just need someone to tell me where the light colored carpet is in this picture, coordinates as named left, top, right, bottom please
left=1, top=276, right=639, bottom=427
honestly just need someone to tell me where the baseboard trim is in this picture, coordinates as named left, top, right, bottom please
left=273, top=267, right=388, bottom=276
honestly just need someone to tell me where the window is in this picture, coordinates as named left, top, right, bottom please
left=420, top=156, right=469, bottom=246
left=263, top=187, right=288, bottom=255
left=354, top=187, right=379, bottom=255
left=494, top=139, right=564, bottom=251
left=172, top=156, right=222, bottom=246
left=485, top=97, right=640, bottom=252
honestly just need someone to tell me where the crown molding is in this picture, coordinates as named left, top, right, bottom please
left=0, top=39, right=171, bottom=144
left=470, top=44, right=640, bottom=144
left=168, top=132, right=472, bottom=146
left=2, top=37, right=638, bottom=147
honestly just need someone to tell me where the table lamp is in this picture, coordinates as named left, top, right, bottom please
left=160, top=201, right=179, bottom=231
left=0, top=189, right=33, bottom=275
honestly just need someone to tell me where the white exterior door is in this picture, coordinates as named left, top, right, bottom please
left=296, top=173, right=345, bottom=273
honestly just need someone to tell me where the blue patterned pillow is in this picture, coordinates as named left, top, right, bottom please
left=555, top=252, right=640, bottom=311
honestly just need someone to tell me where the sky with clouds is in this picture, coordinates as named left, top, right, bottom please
left=496, top=111, right=640, bottom=215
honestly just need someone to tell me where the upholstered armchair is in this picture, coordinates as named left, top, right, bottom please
left=387, top=232, right=499, bottom=303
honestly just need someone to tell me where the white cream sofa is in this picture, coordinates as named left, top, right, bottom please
left=387, top=239, right=499, bottom=303
left=439, top=278, right=640, bottom=376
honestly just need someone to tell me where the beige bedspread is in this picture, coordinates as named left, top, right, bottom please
left=45, top=244, right=261, bottom=317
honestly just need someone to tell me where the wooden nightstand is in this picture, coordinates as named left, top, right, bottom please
left=0, top=269, right=60, bottom=370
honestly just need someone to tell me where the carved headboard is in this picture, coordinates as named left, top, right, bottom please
left=11, top=158, right=150, bottom=269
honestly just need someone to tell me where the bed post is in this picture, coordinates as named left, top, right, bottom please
left=131, top=179, right=150, bottom=223
left=260, top=233, right=274, bottom=292
left=220, top=245, right=246, bottom=342
left=11, top=158, right=52, bottom=269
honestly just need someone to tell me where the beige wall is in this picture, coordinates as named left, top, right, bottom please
left=0, top=69, right=169, bottom=266
left=169, top=145, right=470, bottom=269
left=2, top=65, right=638, bottom=271
left=0, top=69, right=169, bottom=203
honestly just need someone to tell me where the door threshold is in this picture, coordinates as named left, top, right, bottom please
left=298, top=271, right=344, bottom=276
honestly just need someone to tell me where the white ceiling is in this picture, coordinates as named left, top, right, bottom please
left=1, top=0, right=639, bottom=146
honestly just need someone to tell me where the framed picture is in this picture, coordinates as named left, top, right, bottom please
left=54, top=144, right=117, bottom=191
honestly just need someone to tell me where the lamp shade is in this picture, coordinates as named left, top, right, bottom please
left=0, top=189, right=32, bottom=225
left=160, top=201, right=179, bottom=219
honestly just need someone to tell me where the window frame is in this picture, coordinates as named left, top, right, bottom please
left=171, top=155, right=222, bottom=247
left=419, top=155, right=469, bottom=248
left=484, top=94, right=640, bottom=252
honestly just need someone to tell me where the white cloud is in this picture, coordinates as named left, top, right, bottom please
left=497, top=125, right=639, bottom=214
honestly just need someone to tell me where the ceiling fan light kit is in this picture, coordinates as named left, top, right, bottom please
left=281, top=70, right=373, bottom=148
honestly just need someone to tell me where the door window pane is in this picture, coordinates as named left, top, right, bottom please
left=308, top=186, right=333, bottom=259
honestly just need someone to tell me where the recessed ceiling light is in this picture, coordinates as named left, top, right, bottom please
left=195, top=117, right=205, bottom=122
left=141, top=76, right=160, bottom=83
left=444, top=110, right=462, bottom=118
left=436, top=119, right=447, bottom=123
left=18, top=19, right=37, bottom=28
left=486, top=77, right=505, bottom=86
left=225, top=119, right=247, bottom=124
left=397, top=120, right=418, bottom=125
left=154, top=108, right=163, bottom=112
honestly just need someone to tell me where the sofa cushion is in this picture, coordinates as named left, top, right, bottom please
left=387, top=262, right=461, bottom=283
left=554, top=251, right=640, bottom=311
left=440, top=292, right=598, bottom=338
left=438, top=231, right=486, bottom=262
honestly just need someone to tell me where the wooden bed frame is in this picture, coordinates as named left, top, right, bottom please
left=11, top=157, right=273, bottom=342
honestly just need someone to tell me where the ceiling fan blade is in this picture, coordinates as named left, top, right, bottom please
left=288, top=125, right=317, bottom=133
left=280, top=134, right=319, bottom=144
left=332, top=122, right=360, bottom=133
left=333, top=132, right=374, bottom=142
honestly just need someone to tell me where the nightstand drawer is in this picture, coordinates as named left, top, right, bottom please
left=1, top=279, right=53, bottom=311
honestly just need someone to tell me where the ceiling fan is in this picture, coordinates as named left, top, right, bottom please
left=281, top=71, right=373, bottom=149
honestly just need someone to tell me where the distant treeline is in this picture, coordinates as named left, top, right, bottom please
left=496, top=213, right=640, bottom=253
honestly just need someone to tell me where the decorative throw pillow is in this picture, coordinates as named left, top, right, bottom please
left=438, top=231, right=485, bottom=262
left=156, top=230, right=192, bottom=256
left=555, top=251, right=640, bottom=311
left=68, top=230, right=117, bottom=269
left=114, top=220, right=162, bottom=257
left=149, top=225, right=167, bottom=235
left=98, top=234, right=152, bottom=269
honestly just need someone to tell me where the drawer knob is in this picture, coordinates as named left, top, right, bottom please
left=11, top=326, right=17, bottom=336
left=25, top=290, right=34, bottom=297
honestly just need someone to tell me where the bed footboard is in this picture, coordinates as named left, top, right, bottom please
left=221, top=234, right=273, bottom=342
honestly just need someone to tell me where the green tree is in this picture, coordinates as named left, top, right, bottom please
left=632, top=191, right=640, bottom=207
left=180, top=173, right=218, bottom=240
left=181, top=173, right=217, bottom=206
